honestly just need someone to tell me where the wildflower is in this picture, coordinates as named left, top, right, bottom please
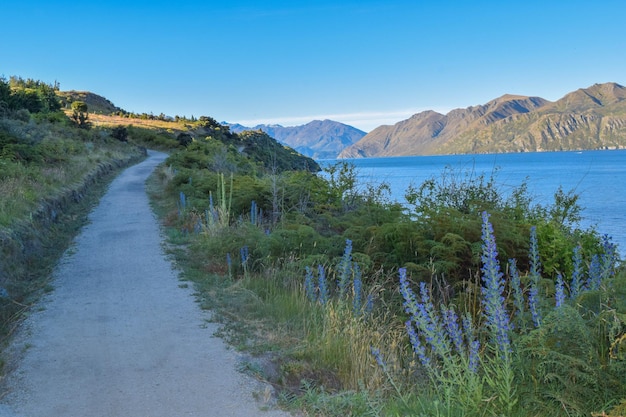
left=337, top=239, right=353, bottom=298
left=417, top=281, right=451, bottom=359
left=509, top=259, right=525, bottom=324
left=528, top=284, right=541, bottom=327
left=528, top=225, right=542, bottom=327
left=399, top=267, right=419, bottom=318
left=570, top=245, right=584, bottom=298
left=468, top=339, right=480, bottom=374
left=405, top=320, right=431, bottom=368
left=250, top=200, right=257, bottom=225
left=442, top=305, right=465, bottom=356
left=399, top=268, right=450, bottom=362
left=240, top=245, right=249, bottom=265
left=370, top=346, right=386, bottom=369
left=587, top=254, right=601, bottom=291
left=226, top=252, right=232, bottom=278
left=459, top=313, right=480, bottom=373
left=600, top=234, right=618, bottom=280
left=480, top=211, right=512, bottom=355
left=529, top=225, right=541, bottom=278
left=555, top=272, right=565, bottom=308
left=317, top=265, right=329, bottom=305
left=352, top=263, right=363, bottom=314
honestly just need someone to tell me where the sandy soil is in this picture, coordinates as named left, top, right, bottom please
left=0, top=151, right=291, bottom=417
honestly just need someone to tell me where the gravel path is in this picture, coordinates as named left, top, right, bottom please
left=0, top=151, right=291, bottom=417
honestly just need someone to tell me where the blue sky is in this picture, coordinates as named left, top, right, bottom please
left=2, top=0, right=625, bottom=131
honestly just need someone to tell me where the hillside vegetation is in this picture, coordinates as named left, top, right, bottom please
left=340, top=82, right=626, bottom=157
left=0, top=76, right=148, bottom=353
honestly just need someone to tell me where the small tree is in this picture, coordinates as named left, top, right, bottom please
left=110, top=125, right=128, bottom=142
left=70, top=101, right=90, bottom=128
left=176, top=132, right=193, bottom=147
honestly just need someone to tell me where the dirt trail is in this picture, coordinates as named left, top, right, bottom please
left=0, top=151, right=291, bottom=417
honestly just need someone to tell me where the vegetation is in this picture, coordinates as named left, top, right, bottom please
left=146, top=128, right=625, bottom=416
left=0, top=75, right=146, bottom=357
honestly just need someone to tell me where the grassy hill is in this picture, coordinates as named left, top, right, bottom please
left=56, top=90, right=124, bottom=115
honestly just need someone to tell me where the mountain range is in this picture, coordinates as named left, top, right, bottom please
left=339, top=82, right=626, bottom=158
left=224, top=120, right=366, bottom=159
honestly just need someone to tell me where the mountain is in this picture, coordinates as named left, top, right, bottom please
left=225, top=119, right=366, bottom=159
left=339, top=82, right=626, bottom=158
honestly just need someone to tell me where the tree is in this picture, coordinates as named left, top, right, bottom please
left=0, top=77, right=10, bottom=118
left=111, top=125, right=129, bottom=142
left=176, top=132, right=193, bottom=147
left=70, top=101, right=90, bottom=128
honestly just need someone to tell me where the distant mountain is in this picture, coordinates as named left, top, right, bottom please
left=339, top=82, right=626, bottom=158
left=225, top=119, right=366, bottom=159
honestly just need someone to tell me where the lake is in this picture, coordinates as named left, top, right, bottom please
left=321, top=150, right=626, bottom=257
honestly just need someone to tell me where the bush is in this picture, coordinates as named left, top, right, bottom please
left=110, top=125, right=128, bottom=142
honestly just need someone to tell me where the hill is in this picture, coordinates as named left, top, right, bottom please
left=56, top=90, right=124, bottom=115
left=225, top=120, right=366, bottom=159
left=339, top=82, right=626, bottom=157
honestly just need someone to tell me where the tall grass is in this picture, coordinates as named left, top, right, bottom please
left=0, top=118, right=140, bottom=228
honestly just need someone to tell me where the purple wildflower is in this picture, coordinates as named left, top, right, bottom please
left=417, top=281, right=451, bottom=358
left=462, top=312, right=480, bottom=373
left=226, top=252, right=232, bottom=278
left=570, top=245, right=584, bottom=298
left=399, top=268, right=419, bottom=318
left=352, top=263, right=363, bottom=314
left=468, top=340, right=481, bottom=374
left=529, top=225, right=541, bottom=277
left=442, top=305, right=465, bottom=356
left=528, top=285, right=541, bottom=327
left=405, top=320, right=431, bottom=368
left=555, top=272, right=565, bottom=308
left=508, top=259, right=525, bottom=322
left=398, top=268, right=450, bottom=362
left=337, top=239, right=353, bottom=298
left=587, top=254, right=601, bottom=291
left=370, top=346, right=386, bottom=369
left=317, top=265, right=329, bottom=305
left=480, top=211, right=512, bottom=355
left=240, top=245, right=249, bottom=265
left=528, top=225, right=542, bottom=327
left=600, top=234, right=618, bottom=279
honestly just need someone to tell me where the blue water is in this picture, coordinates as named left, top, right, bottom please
left=321, top=150, right=626, bottom=256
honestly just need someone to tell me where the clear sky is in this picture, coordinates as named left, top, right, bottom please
left=2, top=0, right=625, bottom=132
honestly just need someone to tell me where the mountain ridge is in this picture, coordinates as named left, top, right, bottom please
left=339, top=82, right=626, bottom=158
left=225, top=119, right=366, bottom=159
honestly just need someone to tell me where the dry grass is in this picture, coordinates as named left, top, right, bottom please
left=64, top=110, right=190, bottom=132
